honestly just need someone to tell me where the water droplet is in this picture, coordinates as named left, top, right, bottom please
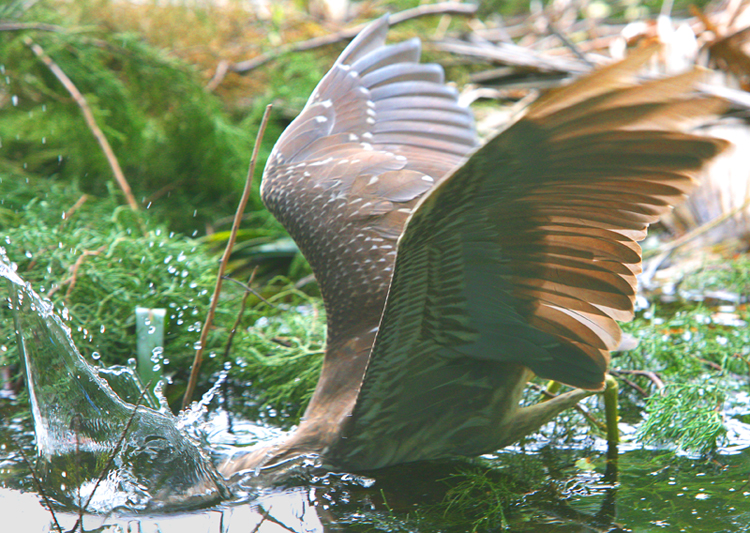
left=91, top=352, right=101, bottom=360
left=11, top=95, right=18, bottom=106
left=150, top=347, right=163, bottom=362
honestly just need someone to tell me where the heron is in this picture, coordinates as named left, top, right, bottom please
left=221, top=15, right=726, bottom=475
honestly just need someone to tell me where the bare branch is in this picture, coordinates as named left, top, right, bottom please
left=0, top=22, right=63, bottom=32
left=24, top=37, right=139, bottom=212
left=182, top=104, right=273, bottom=409
left=218, top=2, right=477, bottom=82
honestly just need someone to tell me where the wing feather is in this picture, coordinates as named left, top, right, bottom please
left=330, top=49, right=727, bottom=468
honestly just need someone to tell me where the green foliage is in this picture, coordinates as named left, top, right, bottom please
left=0, top=173, right=324, bottom=412
left=622, top=304, right=750, bottom=381
left=0, top=175, right=246, bottom=401
left=228, top=289, right=325, bottom=426
left=615, top=260, right=750, bottom=454
left=679, top=254, right=750, bottom=297
left=478, top=0, right=714, bottom=20
left=636, top=382, right=727, bottom=455
left=441, top=466, right=516, bottom=531
left=0, top=6, right=256, bottom=233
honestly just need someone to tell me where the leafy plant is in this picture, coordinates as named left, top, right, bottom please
left=636, top=382, right=727, bottom=455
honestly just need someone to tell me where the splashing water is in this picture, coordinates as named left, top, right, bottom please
left=0, top=249, right=229, bottom=513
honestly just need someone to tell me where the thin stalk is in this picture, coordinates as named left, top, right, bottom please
left=182, top=104, right=273, bottom=410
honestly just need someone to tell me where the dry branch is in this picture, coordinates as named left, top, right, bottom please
left=182, top=104, right=273, bottom=410
left=211, top=2, right=477, bottom=86
left=0, top=22, right=63, bottom=32
left=24, top=37, right=139, bottom=212
left=434, top=38, right=591, bottom=74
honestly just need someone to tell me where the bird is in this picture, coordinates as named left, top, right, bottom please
left=220, top=15, right=727, bottom=475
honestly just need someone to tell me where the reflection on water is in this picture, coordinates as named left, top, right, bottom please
left=2, top=441, right=750, bottom=532
left=1, top=248, right=750, bottom=531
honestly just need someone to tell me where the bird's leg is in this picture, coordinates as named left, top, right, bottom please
left=543, top=379, right=562, bottom=399
left=500, top=387, right=597, bottom=448
left=603, top=374, right=620, bottom=462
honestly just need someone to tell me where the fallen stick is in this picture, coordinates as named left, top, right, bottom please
left=24, top=37, right=139, bottom=212
left=210, top=2, right=477, bottom=86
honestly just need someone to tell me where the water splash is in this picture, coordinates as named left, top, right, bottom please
left=0, top=249, right=229, bottom=513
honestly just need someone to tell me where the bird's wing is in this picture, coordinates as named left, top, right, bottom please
left=260, top=15, right=477, bottom=345
left=333, top=48, right=727, bottom=468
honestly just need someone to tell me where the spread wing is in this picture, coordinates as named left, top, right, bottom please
left=260, top=15, right=478, bottom=351
left=332, top=49, right=728, bottom=469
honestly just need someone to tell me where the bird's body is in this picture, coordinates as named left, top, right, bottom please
left=221, top=16, right=726, bottom=475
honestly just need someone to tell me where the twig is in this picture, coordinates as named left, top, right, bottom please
left=14, top=441, right=63, bottom=533
left=610, top=369, right=665, bottom=391
left=644, top=193, right=750, bottom=260
left=59, top=194, right=88, bottom=231
left=0, top=22, right=63, bottom=32
left=206, top=59, right=230, bottom=92
left=250, top=506, right=272, bottom=533
left=24, top=37, right=139, bottom=212
left=222, top=268, right=259, bottom=364
left=610, top=372, right=648, bottom=397
left=222, top=275, right=277, bottom=309
left=218, top=269, right=257, bottom=428
left=53, top=246, right=105, bottom=300
left=433, top=38, right=590, bottom=74
left=77, top=380, right=152, bottom=521
left=71, top=413, right=84, bottom=531
left=547, top=22, right=595, bottom=67
left=694, top=356, right=749, bottom=381
left=182, top=104, right=273, bottom=410
left=220, top=2, right=477, bottom=80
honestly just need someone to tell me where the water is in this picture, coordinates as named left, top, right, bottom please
left=1, top=250, right=750, bottom=531
left=1, top=251, right=228, bottom=514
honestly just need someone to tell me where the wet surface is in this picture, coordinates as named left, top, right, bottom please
left=2, top=250, right=750, bottom=531
left=2, top=388, right=750, bottom=533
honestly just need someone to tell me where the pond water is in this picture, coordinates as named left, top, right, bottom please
left=2, top=407, right=750, bottom=532
left=1, top=255, right=750, bottom=532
